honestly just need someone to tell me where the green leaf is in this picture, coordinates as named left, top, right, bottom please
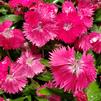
left=38, top=88, right=52, bottom=96
left=35, top=97, right=48, bottom=101
left=0, top=14, right=22, bottom=23
left=86, top=81, right=101, bottom=101
left=36, top=71, right=52, bottom=81
left=23, top=80, right=40, bottom=95
left=48, top=88, right=64, bottom=95
left=40, top=58, right=50, bottom=67
left=75, top=51, right=82, bottom=60
left=94, top=9, right=101, bottom=23
left=52, top=0, right=64, bottom=3
left=10, top=96, right=31, bottom=101
left=94, top=54, right=101, bottom=66
left=97, top=65, right=101, bottom=73
left=49, top=88, right=74, bottom=101
left=0, top=7, right=8, bottom=14
left=0, top=90, right=4, bottom=95
left=91, top=25, right=101, bottom=33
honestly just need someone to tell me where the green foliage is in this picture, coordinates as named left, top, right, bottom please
left=91, top=25, right=101, bottom=33
left=75, top=51, right=82, bottom=60
left=0, top=7, right=8, bottom=15
left=38, top=88, right=52, bottom=96
left=0, top=90, right=4, bottom=95
left=94, top=54, right=101, bottom=66
left=10, top=95, right=31, bottom=101
left=87, top=82, right=101, bottom=101
left=23, top=80, right=40, bottom=96
left=35, top=97, right=48, bottom=101
left=36, top=71, right=53, bottom=81
left=40, top=58, right=50, bottom=67
left=0, top=14, right=22, bottom=23
left=94, top=9, right=101, bottom=23
left=97, top=65, right=101, bottom=73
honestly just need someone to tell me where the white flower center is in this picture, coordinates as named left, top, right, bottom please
left=65, top=7, right=73, bottom=14
left=7, top=74, right=14, bottom=81
left=63, top=23, right=72, bottom=31
left=68, top=60, right=83, bottom=76
left=32, top=22, right=43, bottom=32
left=37, top=22, right=43, bottom=32
left=26, top=57, right=34, bottom=66
left=1, top=29, right=14, bottom=39
left=90, top=37, right=99, bottom=43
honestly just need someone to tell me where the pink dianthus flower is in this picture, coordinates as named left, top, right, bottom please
left=9, top=0, right=43, bottom=14
left=36, top=2, right=58, bottom=21
left=0, top=97, right=5, bottom=101
left=55, top=12, right=86, bottom=43
left=1, top=57, right=27, bottom=94
left=62, top=1, right=76, bottom=14
left=0, top=57, right=10, bottom=86
left=9, top=0, right=42, bottom=8
left=23, top=10, right=57, bottom=47
left=77, top=1, right=94, bottom=28
left=0, top=20, right=24, bottom=50
left=17, top=51, right=44, bottom=78
left=50, top=47, right=96, bottom=92
left=74, top=34, right=92, bottom=52
left=89, top=32, right=101, bottom=53
left=74, top=91, right=88, bottom=101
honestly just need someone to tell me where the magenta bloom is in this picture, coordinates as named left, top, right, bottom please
left=36, top=3, right=58, bottom=21
left=62, top=1, right=76, bottom=14
left=9, top=0, right=43, bottom=14
left=17, top=51, right=44, bottom=78
left=1, top=57, right=27, bottom=94
left=77, top=1, right=94, bottom=28
left=89, top=32, right=101, bottom=53
left=0, top=57, right=10, bottom=86
left=49, top=94, right=61, bottom=101
left=50, top=47, right=96, bottom=92
left=9, top=0, right=42, bottom=8
left=55, top=12, right=86, bottom=43
left=24, top=10, right=57, bottom=47
left=75, top=34, right=91, bottom=52
left=0, top=97, right=5, bottom=101
left=74, top=91, right=88, bottom=101
left=0, top=20, right=24, bottom=50
left=0, top=57, right=27, bottom=94
left=78, top=1, right=94, bottom=17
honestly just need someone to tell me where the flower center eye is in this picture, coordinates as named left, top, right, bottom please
left=68, top=60, right=83, bottom=76
left=65, top=7, right=73, bottom=14
left=7, top=74, right=13, bottom=81
left=2, top=29, right=14, bottom=39
left=72, top=62, right=79, bottom=74
left=72, top=60, right=83, bottom=76
left=26, top=57, right=34, bottom=66
left=63, top=23, right=72, bottom=31
left=37, top=22, right=43, bottom=32
left=90, top=37, right=99, bottom=43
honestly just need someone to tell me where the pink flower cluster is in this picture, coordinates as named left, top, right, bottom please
left=0, top=0, right=100, bottom=101
left=0, top=51, right=44, bottom=94
left=3, top=0, right=100, bottom=53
